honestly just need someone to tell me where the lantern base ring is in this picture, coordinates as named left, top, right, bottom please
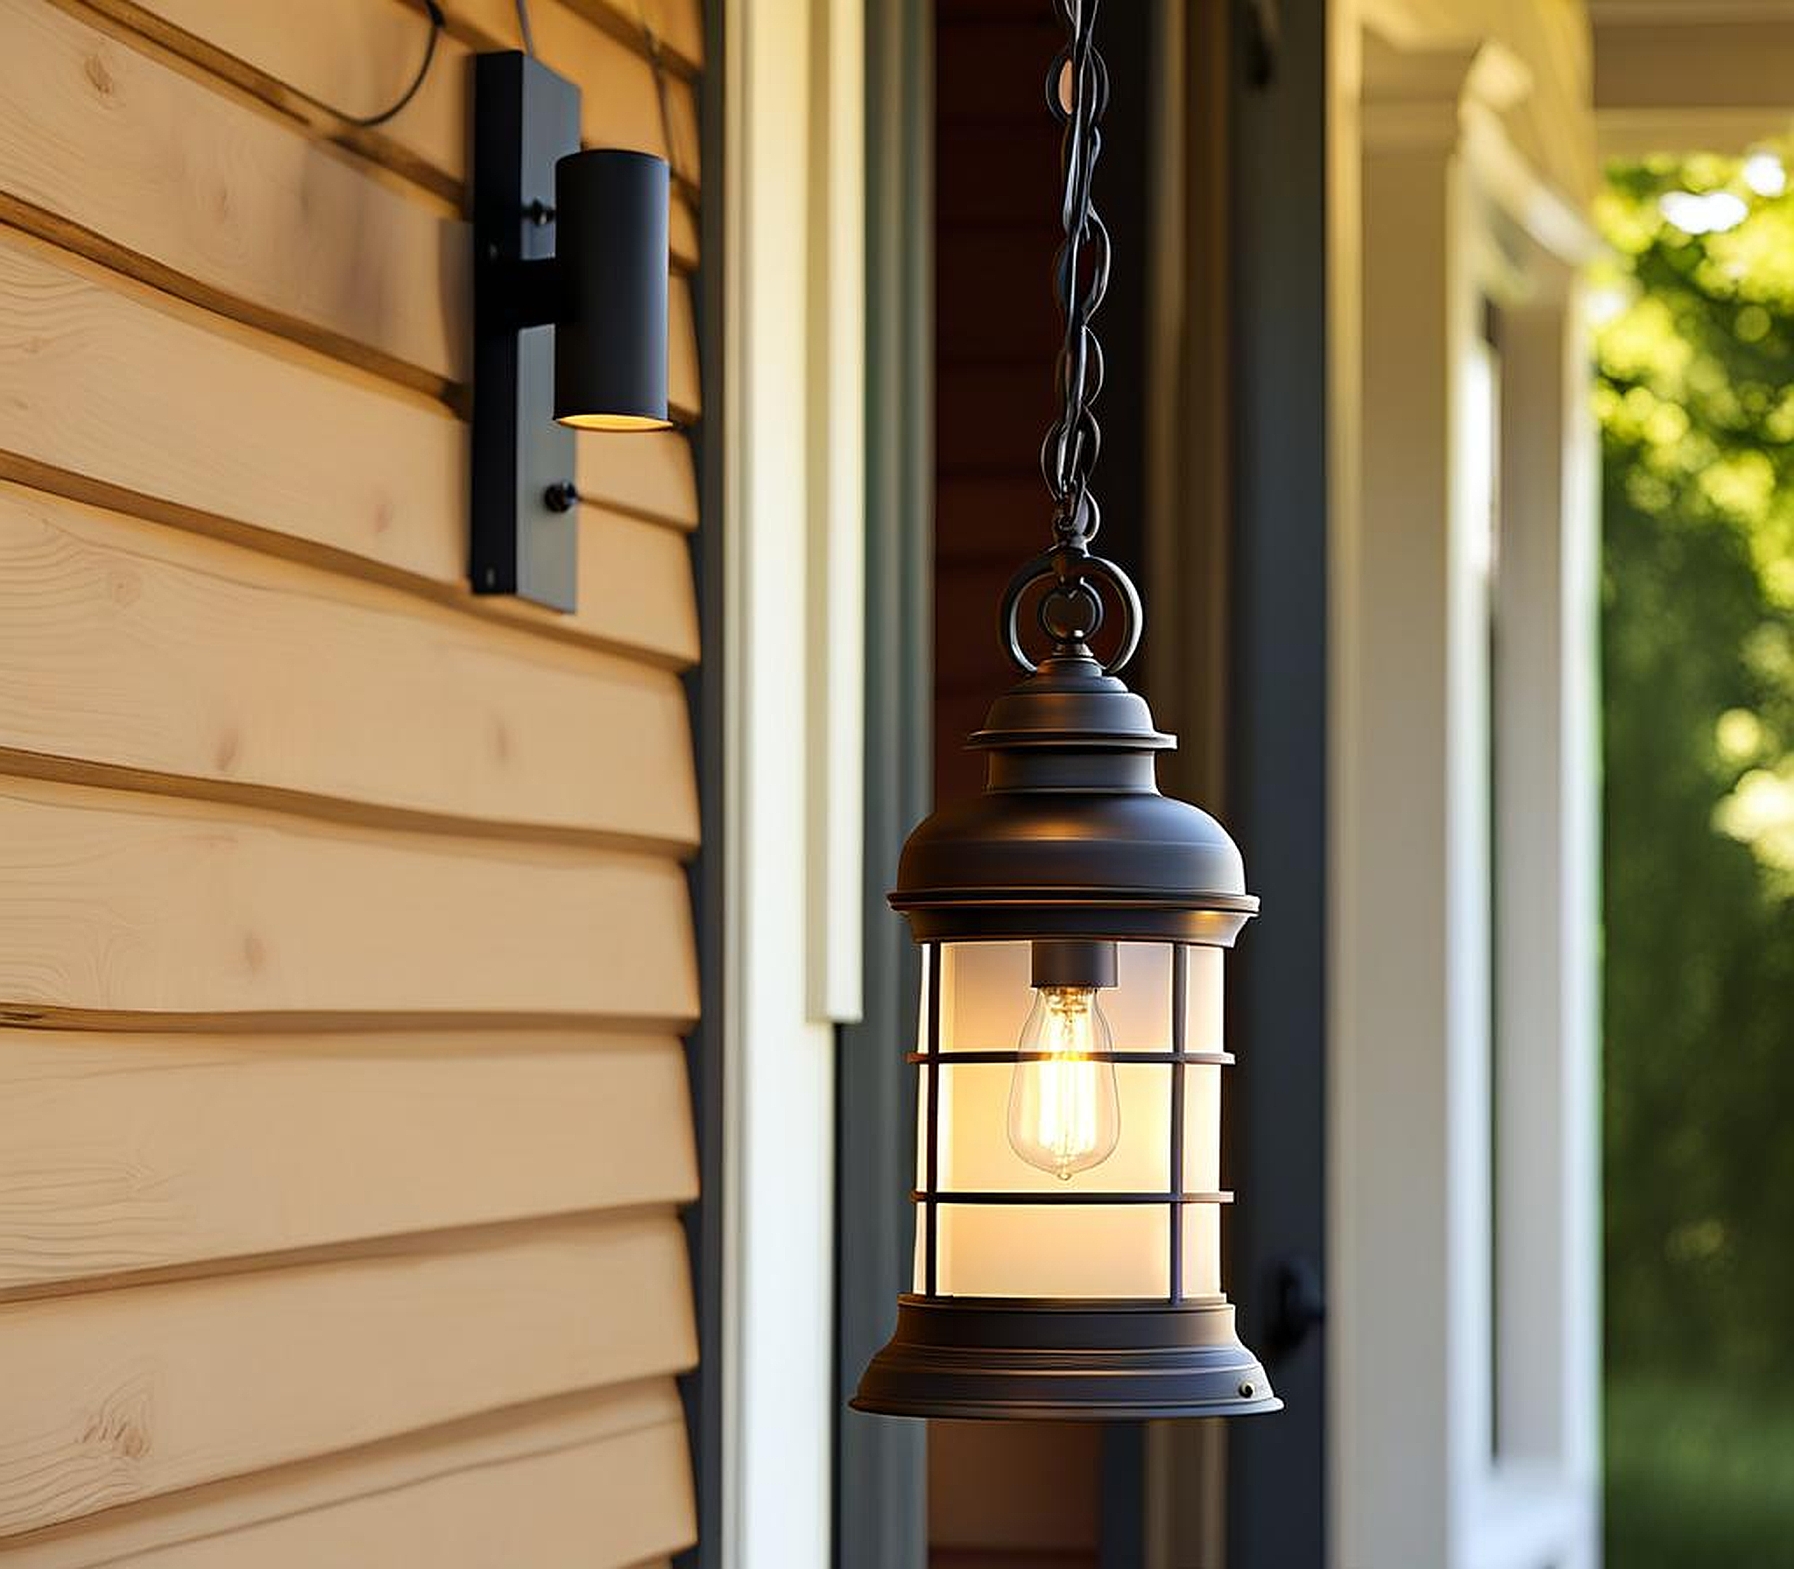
left=851, top=1295, right=1282, bottom=1421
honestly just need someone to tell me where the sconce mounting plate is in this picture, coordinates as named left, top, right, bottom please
left=471, top=51, right=580, bottom=611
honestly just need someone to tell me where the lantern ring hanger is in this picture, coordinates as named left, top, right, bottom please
left=1008, top=0, right=1144, bottom=679
left=999, top=545, right=1142, bottom=677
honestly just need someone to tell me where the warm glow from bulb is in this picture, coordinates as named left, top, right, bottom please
left=556, top=412, right=675, bottom=431
left=1006, top=986, right=1121, bottom=1180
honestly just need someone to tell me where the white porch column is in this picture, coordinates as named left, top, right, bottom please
left=1488, top=288, right=1602, bottom=1569
left=1335, top=44, right=1485, bottom=1566
left=1333, top=28, right=1601, bottom=1569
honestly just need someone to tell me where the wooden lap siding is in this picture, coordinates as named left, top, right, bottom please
left=0, top=0, right=706, bottom=1562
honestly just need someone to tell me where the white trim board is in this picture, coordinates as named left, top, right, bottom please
left=719, top=0, right=867, bottom=1564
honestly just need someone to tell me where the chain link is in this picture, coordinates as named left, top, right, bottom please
left=996, top=0, right=1144, bottom=677
left=1039, top=0, right=1110, bottom=549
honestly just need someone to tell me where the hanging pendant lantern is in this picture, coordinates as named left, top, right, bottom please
left=851, top=0, right=1280, bottom=1422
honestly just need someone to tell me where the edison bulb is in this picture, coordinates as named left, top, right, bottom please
left=1006, top=986, right=1121, bottom=1180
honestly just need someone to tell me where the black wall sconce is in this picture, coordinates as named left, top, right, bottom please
left=471, top=52, right=671, bottom=611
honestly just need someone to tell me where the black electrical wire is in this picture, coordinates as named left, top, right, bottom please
left=515, top=0, right=539, bottom=58
left=332, top=0, right=445, bottom=129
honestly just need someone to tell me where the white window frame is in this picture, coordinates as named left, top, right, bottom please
left=1331, top=27, right=1602, bottom=1569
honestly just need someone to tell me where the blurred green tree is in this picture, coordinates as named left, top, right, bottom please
left=1597, top=148, right=1794, bottom=1562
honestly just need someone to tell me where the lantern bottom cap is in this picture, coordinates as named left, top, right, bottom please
left=851, top=1295, right=1280, bottom=1421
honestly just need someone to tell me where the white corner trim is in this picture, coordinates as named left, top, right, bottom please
left=806, top=0, right=867, bottom=1027
left=719, top=0, right=866, bottom=1563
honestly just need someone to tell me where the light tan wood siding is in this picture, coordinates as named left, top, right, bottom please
left=0, top=0, right=706, bottom=1559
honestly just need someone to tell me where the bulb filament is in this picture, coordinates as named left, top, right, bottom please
left=1006, top=985, right=1122, bottom=1180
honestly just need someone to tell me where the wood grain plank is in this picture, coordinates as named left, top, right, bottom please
left=3, top=1381, right=688, bottom=1569
left=0, top=0, right=464, bottom=391
left=0, top=1027, right=697, bottom=1293
left=568, top=0, right=703, bottom=76
left=0, top=230, right=458, bottom=570
left=94, top=0, right=470, bottom=204
left=0, top=776, right=699, bottom=1022
left=573, top=501, right=700, bottom=664
left=667, top=275, right=702, bottom=422
left=0, top=0, right=702, bottom=402
left=577, top=429, right=699, bottom=532
left=672, top=182, right=701, bottom=273
left=0, top=1214, right=696, bottom=1537
left=84, top=0, right=702, bottom=267
left=118, top=1417, right=696, bottom=1567
left=0, top=234, right=698, bottom=646
left=449, top=0, right=704, bottom=103
left=0, top=482, right=699, bottom=843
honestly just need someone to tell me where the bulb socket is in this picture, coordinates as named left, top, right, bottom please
left=1030, top=940, right=1118, bottom=991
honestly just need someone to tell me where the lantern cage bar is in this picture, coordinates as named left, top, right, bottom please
left=852, top=930, right=1281, bottom=1420
left=911, top=940, right=1232, bottom=1303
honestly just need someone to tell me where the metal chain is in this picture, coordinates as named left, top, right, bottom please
left=1039, top=0, right=1110, bottom=550
left=996, top=0, right=1144, bottom=676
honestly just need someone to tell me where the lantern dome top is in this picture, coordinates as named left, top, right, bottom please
left=890, top=651, right=1257, bottom=947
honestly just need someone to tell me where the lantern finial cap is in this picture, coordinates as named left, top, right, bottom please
left=970, top=650, right=1172, bottom=752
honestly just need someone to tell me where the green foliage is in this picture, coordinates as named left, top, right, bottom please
left=1598, top=148, right=1794, bottom=1557
left=1606, top=1376, right=1794, bottom=1567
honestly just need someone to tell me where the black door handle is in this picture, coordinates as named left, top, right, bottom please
left=1269, top=1255, right=1325, bottom=1355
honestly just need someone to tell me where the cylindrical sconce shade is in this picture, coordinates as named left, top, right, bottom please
left=917, top=940, right=1226, bottom=1302
left=552, top=148, right=671, bottom=430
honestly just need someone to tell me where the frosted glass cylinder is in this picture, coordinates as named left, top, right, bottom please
left=913, top=939, right=1228, bottom=1302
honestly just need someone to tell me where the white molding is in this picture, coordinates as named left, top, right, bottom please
left=720, top=0, right=867, bottom=1562
left=1592, top=9, right=1794, bottom=153
left=1589, top=0, right=1794, bottom=25
left=1359, top=36, right=1484, bottom=151
left=1461, top=103, right=1602, bottom=269
left=806, top=0, right=866, bottom=1027
left=1597, top=105, right=1794, bottom=157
